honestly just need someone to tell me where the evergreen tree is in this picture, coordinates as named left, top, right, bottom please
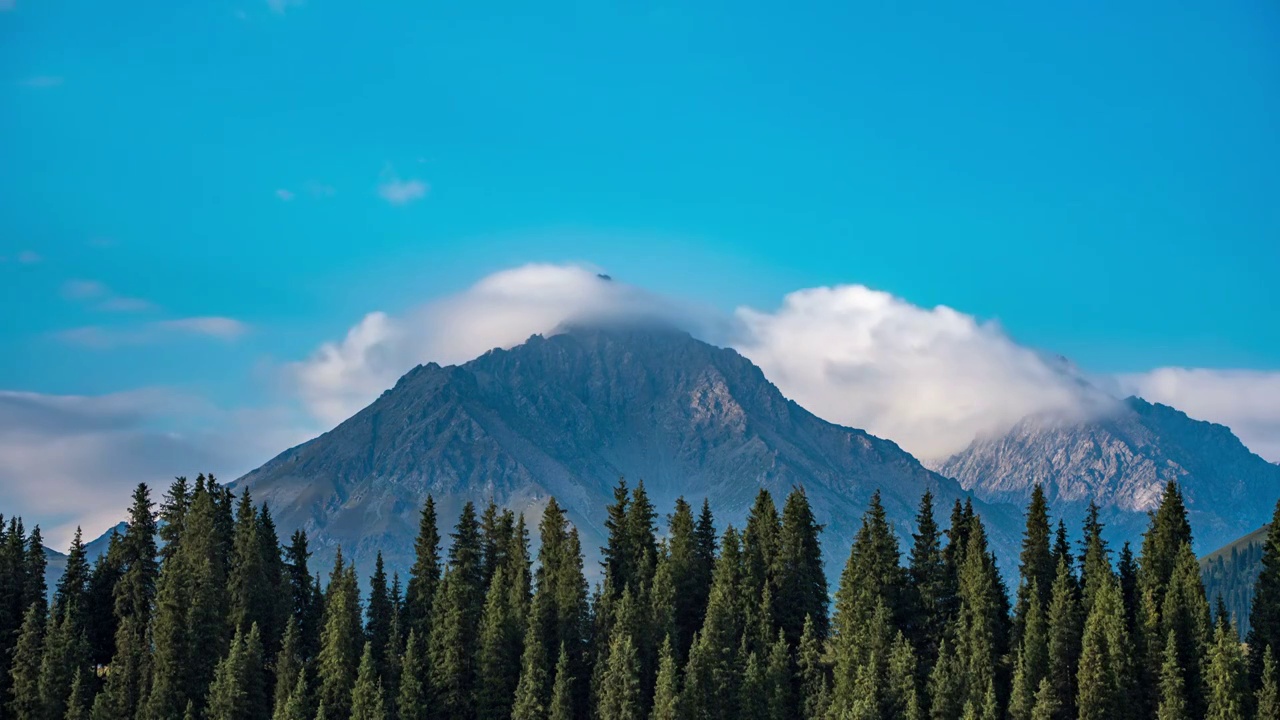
left=948, top=515, right=1008, bottom=718
left=1205, top=619, right=1247, bottom=720
left=742, top=491, right=780, bottom=637
left=283, top=530, right=320, bottom=662
left=38, top=603, right=90, bottom=720
left=1156, top=629, right=1190, bottom=720
left=206, top=624, right=268, bottom=720
left=228, top=492, right=273, bottom=641
left=1160, top=542, right=1212, bottom=717
left=478, top=566, right=524, bottom=720
left=367, top=553, right=393, bottom=679
left=1029, top=677, right=1059, bottom=720
left=650, top=637, right=680, bottom=720
left=1015, top=486, right=1055, bottom=640
left=351, top=641, right=387, bottom=720
left=95, top=484, right=158, bottom=720
left=797, top=615, right=830, bottom=720
left=1009, top=581, right=1048, bottom=720
left=274, top=667, right=310, bottom=720
left=8, top=603, right=44, bottom=720
left=683, top=527, right=746, bottom=720
left=54, top=528, right=89, bottom=621
left=1256, top=646, right=1278, bottom=720
left=84, top=532, right=123, bottom=667
left=666, top=498, right=708, bottom=663
left=272, top=616, right=304, bottom=719
left=1044, top=557, right=1081, bottom=719
left=404, top=495, right=442, bottom=643
left=549, top=645, right=574, bottom=720
left=64, top=667, right=91, bottom=720
left=907, top=491, right=952, bottom=678
left=256, top=504, right=287, bottom=657
left=1076, top=574, right=1134, bottom=720
left=597, top=628, right=641, bottom=720
left=773, top=487, right=828, bottom=647
left=397, top=631, right=428, bottom=720
left=316, top=549, right=362, bottom=720
left=738, top=650, right=767, bottom=720
left=1247, top=499, right=1280, bottom=690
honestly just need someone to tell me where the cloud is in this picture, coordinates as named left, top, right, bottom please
left=0, top=389, right=314, bottom=547
left=62, top=279, right=156, bottom=312
left=276, top=188, right=296, bottom=201
left=20, top=76, right=63, bottom=88
left=62, top=280, right=108, bottom=300
left=378, top=175, right=428, bottom=206
left=56, top=316, right=248, bottom=348
left=1115, top=368, right=1280, bottom=462
left=17, top=250, right=41, bottom=264
left=267, top=0, right=304, bottom=14
left=290, top=264, right=711, bottom=425
left=730, top=285, right=1109, bottom=461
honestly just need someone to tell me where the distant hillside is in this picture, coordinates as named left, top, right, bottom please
left=1200, top=523, right=1271, bottom=635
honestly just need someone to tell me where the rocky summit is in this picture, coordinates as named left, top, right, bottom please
left=238, top=323, right=1020, bottom=580
left=938, top=396, right=1280, bottom=554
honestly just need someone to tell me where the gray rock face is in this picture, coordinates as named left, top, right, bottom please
left=938, top=397, right=1280, bottom=553
left=239, top=324, right=1020, bottom=581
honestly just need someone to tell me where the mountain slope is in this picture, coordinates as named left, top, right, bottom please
left=240, top=324, right=1020, bottom=580
left=1201, top=523, right=1271, bottom=635
left=938, top=397, right=1280, bottom=554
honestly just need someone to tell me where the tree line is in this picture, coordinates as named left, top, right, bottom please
left=1203, top=537, right=1267, bottom=638
left=2, top=474, right=1280, bottom=720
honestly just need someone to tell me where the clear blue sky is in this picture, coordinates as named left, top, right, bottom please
left=3, top=1, right=1278, bottom=405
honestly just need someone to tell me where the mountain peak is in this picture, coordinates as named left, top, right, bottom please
left=241, top=328, right=1018, bottom=581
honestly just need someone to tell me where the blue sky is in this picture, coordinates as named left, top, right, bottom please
left=2, top=1, right=1279, bottom=541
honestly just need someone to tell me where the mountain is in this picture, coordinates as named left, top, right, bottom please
left=239, top=324, right=1021, bottom=581
left=938, top=397, right=1280, bottom=554
left=1201, top=523, right=1271, bottom=635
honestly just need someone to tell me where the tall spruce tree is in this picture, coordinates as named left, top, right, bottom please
left=351, top=641, right=387, bottom=720
left=8, top=602, right=44, bottom=720
left=650, top=636, right=680, bottom=720
left=907, top=491, right=952, bottom=680
left=404, top=495, right=442, bottom=644
left=397, top=630, right=428, bottom=720
left=597, top=626, right=641, bottom=720
left=683, top=527, right=746, bottom=720
left=772, top=487, right=828, bottom=648
left=666, top=498, right=709, bottom=663
left=316, top=549, right=362, bottom=720
left=1256, top=646, right=1279, bottom=720
left=478, top=565, right=524, bottom=720
left=1076, top=573, right=1134, bottom=720
left=1247, top=499, right=1280, bottom=690
left=1044, top=556, right=1082, bottom=719
left=1205, top=618, right=1247, bottom=720
left=366, top=553, right=394, bottom=680
left=1015, top=487, right=1055, bottom=638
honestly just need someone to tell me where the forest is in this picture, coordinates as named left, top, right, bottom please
left=1, top=476, right=1279, bottom=720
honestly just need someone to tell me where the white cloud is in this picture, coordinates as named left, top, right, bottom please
left=1116, top=368, right=1280, bottom=462
left=291, top=264, right=711, bottom=424
left=730, top=285, right=1109, bottom=461
left=20, top=76, right=63, bottom=88
left=0, top=389, right=314, bottom=548
left=17, top=250, right=41, bottom=264
left=378, top=175, right=428, bottom=205
left=62, top=279, right=156, bottom=312
left=56, top=316, right=248, bottom=347
left=276, top=188, right=296, bottom=201
left=266, top=0, right=304, bottom=14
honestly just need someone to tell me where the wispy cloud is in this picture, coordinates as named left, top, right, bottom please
left=276, top=188, right=296, bottom=201
left=378, top=166, right=428, bottom=206
left=17, top=250, right=41, bottom=264
left=21, top=76, right=63, bottom=88
left=267, top=0, right=304, bottom=14
left=62, top=279, right=156, bottom=313
left=56, top=316, right=249, bottom=348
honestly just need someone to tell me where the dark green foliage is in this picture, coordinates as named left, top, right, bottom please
left=283, top=529, right=321, bottom=662
left=38, top=603, right=91, bottom=720
left=597, top=625, right=641, bottom=720
left=1247, top=500, right=1280, bottom=690
left=797, top=614, right=830, bottom=720
left=205, top=623, right=268, bottom=720
left=1076, top=573, right=1134, bottom=720
left=1256, top=646, right=1278, bottom=720
left=366, top=552, right=393, bottom=680
left=666, top=497, right=710, bottom=663
left=1205, top=618, right=1247, bottom=720
left=773, top=487, right=828, bottom=647
left=316, top=549, right=362, bottom=720
left=549, top=645, right=574, bottom=720
left=351, top=641, right=387, bottom=720
left=478, top=566, right=525, bottom=720
left=404, top=495, right=442, bottom=643
left=1015, top=487, right=1055, bottom=640
left=907, top=491, right=952, bottom=679
left=9, top=602, right=44, bottom=720
left=396, top=631, right=428, bottom=720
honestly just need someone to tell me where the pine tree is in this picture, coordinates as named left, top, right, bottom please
left=283, top=530, right=318, bottom=660
left=666, top=498, right=707, bottom=663
left=773, top=487, right=828, bottom=647
left=907, top=490, right=952, bottom=678
left=683, top=527, right=745, bottom=720
left=764, top=631, right=793, bottom=720
left=404, top=495, right=442, bottom=643
left=1256, top=646, right=1278, bottom=720
left=888, top=631, right=923, bottom=720
left=650, top=636, right=680, bottom=720
left=1247, top=499, right=1280, bottom=690
left=316, top=550, right=362, bottom=720
left=1157, top=630, right=1190, bottom=720
left=1205, top=619, right=1247, bottom=720
left=54, top=528, right=90, bottom=621
left=256, top=503, right=287, bottom=658
left=85, top=532, right=123, bottom=667
left=738, top=650, right=767, bottom=720
left=597, top=628, right=641, bottom=720
left=797, top=615, right=830, bottom=720
left=1009, top=581, right=1049, bottom=720
left=367, top=553, right=393, bottom=679
left=1029, top=677, right=1059, bottom=720
left=351, top=641, right=387, bottom=720
left=37, top=603, right=90, bottom=720
left=1044, top=556, right=1081, bottom=718
left=478, top=566, right=524, bottom=720
left=948, top=515, right=1008, bottom=718
left=1014, top=486, right=1055, bottom=640
left=1076, top=574, right=1134, bottom=720
left=548, top=644, right=574, bottom=720
left=273, top=616, right=304, bottom=718
left=64, top=666, right=91, bottom=720
left=397, top=631, right=428, bottom=720
left=743, top=490, right=781, bottom=636
left=206, top=624, right=268, bottom=720
left=8, top=603, right=44, bottom=720
left=274, top=667, right=311, bottom=720
left=1160, top=542, right=1212, bottom=717
left=229, top=491, right=270, bottom=640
